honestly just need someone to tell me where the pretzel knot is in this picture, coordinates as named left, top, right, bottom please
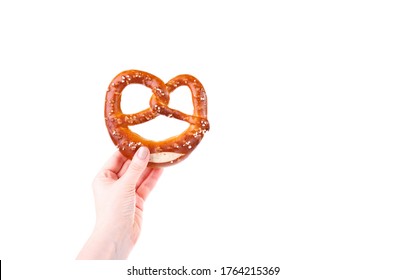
left=104, top=70, right=210, bottom=167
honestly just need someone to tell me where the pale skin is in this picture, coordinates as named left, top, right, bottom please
left=77, top=146, right=163, bottom=260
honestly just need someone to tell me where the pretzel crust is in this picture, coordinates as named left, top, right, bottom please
left=104, top=70, right=209, bottom=167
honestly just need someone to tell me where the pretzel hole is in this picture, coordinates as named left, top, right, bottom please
left=120, top=84, right=152, bottom=114
left=128, top=114, right=189, bottom=141
left=169, top=85, right=195, bottom=116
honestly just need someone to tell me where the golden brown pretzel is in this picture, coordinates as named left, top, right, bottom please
left=104, top=70, right=209, bottom=167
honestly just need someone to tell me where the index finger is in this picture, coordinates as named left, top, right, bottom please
left=100, top=150, right=128, bottom=175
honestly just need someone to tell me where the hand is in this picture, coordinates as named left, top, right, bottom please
left=77, top=146, right=163, bottom=260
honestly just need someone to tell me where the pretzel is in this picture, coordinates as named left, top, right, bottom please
left=104, top=70, right=209, bottom=167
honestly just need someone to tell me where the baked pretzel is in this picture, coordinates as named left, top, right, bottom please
left=104, top=70, right=209, bottom=167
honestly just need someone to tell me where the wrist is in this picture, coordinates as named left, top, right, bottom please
left=77, top=224, right=135, bottom=260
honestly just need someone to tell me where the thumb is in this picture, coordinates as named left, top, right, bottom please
left=119, top=146, right=150, bottom=187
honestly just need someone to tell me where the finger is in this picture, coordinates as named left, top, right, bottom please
left=117, top=159, right=131, bottom=178
left=137, top=168, right=163, bottom=201
left=136, top=167, right=154, bottom=188
left=95, top=150, right=128, bottom=180
left=101, top=150, right=128, bottom=173
left=119, top=146, right=150, bottom=188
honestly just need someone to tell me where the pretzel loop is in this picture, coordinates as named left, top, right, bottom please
left=105, top=70, right=209, bottom=167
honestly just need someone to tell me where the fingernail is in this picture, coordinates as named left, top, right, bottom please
left=136, top=146, right=149, bottom=160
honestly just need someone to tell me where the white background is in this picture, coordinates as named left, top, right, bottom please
left=0, top=0, right=404, bottom=279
